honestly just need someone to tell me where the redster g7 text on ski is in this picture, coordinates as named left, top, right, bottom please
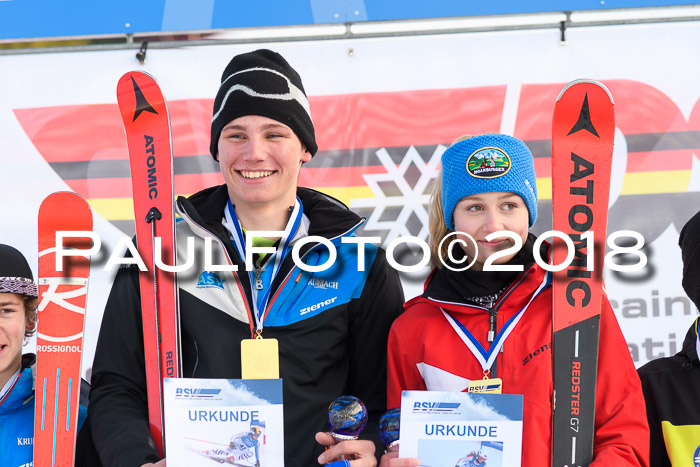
left=571, top=361, right=581, bottom=418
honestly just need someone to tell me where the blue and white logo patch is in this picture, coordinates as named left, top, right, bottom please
left=693, top=444, right=700, bottom=467
left=308, top=278, right=339, bottom=290
left=412, top=401, right=461, bottom=414
left=197, top=271, right=225, bottom=290
left=175, top=387, right=222, bottom=400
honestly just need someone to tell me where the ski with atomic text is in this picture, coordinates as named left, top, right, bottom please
left=551, top=79, right=615, bottom=467
left=34, top=191, right=92, bottom=466
left=117, top=71, right=181, bottom=455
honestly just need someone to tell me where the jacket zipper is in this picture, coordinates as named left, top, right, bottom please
left=258, top=219, right=366, bottom=331
left=486, top=305, right=498, bottom=378
left=429, top=269, right=532, bottom=380
left=484, top=270, right=532, bottom=379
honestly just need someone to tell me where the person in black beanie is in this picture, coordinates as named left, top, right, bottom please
left=679, top=210, right=700, bottom=309
left=209, top=48, right=318, bottom=160
left=638, top=211, right=700, bottom=467
left=82, top=49, right=404, bottom=467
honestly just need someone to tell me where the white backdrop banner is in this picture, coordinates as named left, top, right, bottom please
left=1, top=20, right=699, bottom=374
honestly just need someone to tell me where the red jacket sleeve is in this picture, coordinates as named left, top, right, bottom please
left=591, top=297, right=650, bottom=466
left=386, top=312, right=427, bottom=410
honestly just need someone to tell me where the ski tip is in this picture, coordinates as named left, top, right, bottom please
left=555, top=79, right=614, bottom=105
left=116, top=71, right=159, bottom=102
left=39, top=192, right=93, bottom=236
left=118, top=70, right=157, bottom=82
left=41, top=190, right=90, bottom=206
left=39, top=192, right=94, bottom=240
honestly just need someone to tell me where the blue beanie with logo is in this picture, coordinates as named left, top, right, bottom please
left=441, top=134, right=538, bottom=230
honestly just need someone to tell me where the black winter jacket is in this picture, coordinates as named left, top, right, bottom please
left=638, top=319, right=700, bottom=467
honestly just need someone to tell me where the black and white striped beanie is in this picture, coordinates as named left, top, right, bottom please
left=210, top=49, right=317, bottom=160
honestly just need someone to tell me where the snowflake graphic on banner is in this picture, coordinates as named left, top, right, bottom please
left=350, top=145, right=446, bottom=248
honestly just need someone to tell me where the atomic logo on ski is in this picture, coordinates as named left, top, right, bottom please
left=131, top=76, right=159, bottom=122
left=567, top=94, right=599, bottom=137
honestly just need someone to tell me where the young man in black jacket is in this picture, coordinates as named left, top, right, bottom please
left=638, top=210, right=700, bottom=467
left=80, top=49, right=404, bottom=467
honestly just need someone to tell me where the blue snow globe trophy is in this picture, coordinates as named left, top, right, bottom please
left=327, top=394, right=369, bottom=461
left=378, top=408, right=401, bottom=452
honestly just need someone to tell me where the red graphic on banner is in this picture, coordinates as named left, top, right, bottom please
left=13, top=80, right=700, bottom=244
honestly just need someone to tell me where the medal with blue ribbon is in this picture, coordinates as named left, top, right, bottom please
left=224, top=198, right=303, bottom=380
left=224, top=198, right=303, bottom=332
left=441, top=271, right=551, bottom=392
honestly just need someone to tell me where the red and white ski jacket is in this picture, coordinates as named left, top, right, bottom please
left=387, top=259, right=649, bottom=467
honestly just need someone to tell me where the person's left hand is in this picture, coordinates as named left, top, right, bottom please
left=315, top=432, right=377, bottom=466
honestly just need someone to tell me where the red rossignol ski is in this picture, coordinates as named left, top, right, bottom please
left=551, top=80, right=614, bottom=467
left=117, top=71, right=180, bottom=455
left=35, top=191, right=92, bottom=466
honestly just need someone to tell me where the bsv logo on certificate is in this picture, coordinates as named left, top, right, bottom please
left=400, top=390, right=523, bottom=466
left=163, top=378, right=284, bottom=466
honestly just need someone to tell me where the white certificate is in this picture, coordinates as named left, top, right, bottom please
left=163, top=378, right=284, bottom=466
left=400, top=390, right=523, bottom=467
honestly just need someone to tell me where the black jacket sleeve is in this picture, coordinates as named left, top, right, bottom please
left=346, top=247, right=405, bottom=457
left=87, top=264, right=161, bottom=467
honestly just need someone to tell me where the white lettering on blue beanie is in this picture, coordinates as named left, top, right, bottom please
left=441, top=134, right=538, bottom=230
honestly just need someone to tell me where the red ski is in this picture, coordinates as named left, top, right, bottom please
left=117, top=71, right=180, bottom=455
left=551, top=80, right=614, bottom=467
left=35, top=191, right=92, bottom=466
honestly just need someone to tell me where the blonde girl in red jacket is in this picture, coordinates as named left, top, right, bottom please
left=380, top=134, right=649, bottom=467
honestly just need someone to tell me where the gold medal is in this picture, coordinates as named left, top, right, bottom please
left=468, top=377, right=503, bottom=394
left=241, top=337, right=279, bottom=379
left=468, top=370, right=503, bottom=393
